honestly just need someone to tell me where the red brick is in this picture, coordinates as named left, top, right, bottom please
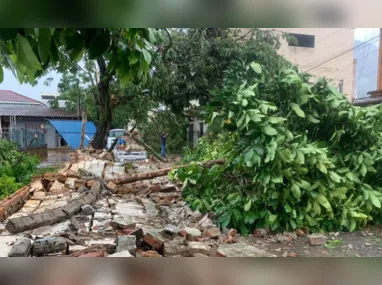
left=139, top=250, right=162, bottom=257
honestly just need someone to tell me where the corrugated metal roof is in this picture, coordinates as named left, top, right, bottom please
left=49, top=120, right=97, bottom=150
left=353, top=96, right=382, bottom=106
left=0, top=90, right=42, bottom=104
left=0, top=104, right=78, bottom=118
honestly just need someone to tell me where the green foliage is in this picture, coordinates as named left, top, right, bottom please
left=148, top=29, right=290, bottom=115
left=139, top=110, right=188, bottom=154
left=0, top=28, right=153, bottom=84
left=0, top=176, right=21, bottom=200
left=0, top=140, right=39, bottom=198
left=173, top=60, right=382, bottom=234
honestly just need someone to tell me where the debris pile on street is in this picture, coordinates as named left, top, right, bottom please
left=0, top=149, right=273, bottom=257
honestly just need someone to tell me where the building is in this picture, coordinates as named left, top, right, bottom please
left=188, top=28, right=356, bottom=146
left=0, top=90, right=79, bottom=149
left=267, top=28, right=355, bottom=101
left=40, top=92, right=67, bottom=108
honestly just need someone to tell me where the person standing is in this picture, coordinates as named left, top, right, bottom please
left=160, top=130, right=168, bottom=158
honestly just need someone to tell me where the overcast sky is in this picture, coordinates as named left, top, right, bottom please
left=0, top=28, right=379, bottom=101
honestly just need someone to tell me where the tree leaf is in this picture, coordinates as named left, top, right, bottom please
left=244, top=200, right=252, bottom=211
left=244, top=150, right=254, bottom=163
left=263, top=125, right=278, bottom=136
left=332, top=187, right=348, bottom=198
left=16, top=34, right=41, bottom=70
left=250, top=62, right=262, bottom=74
left=350, top=218, right=356, bottom=232
left=268, top=214, right=277, bottom=223
left=38, top=28, right=51, bottom=64
left=316, top=161, right=327, bottom=174
left=313, top=201, right=321, bottom=215
left=317, top=194, right=331, bottom=209
left=142, top=48, right=152, bottom=65
left=360, top=164, right=367, bottom=177
left=369, top=192, right=381, bottom=208
left=269, top=117, right=286, bottom=124
left=328, top=171, right=341, bottom=183
left=291, top=103, right=305, bottom=118
left=291, top=183, right=301, bottom=199
left=307, top=114, right=320, bottom=123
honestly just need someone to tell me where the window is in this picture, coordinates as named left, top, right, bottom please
left=199, top=123, right=204, bottom=136
left=288, top=33, right=315, bottom=48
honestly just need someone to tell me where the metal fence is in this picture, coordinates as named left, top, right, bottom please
left=0, top=128, right=46, bottom=149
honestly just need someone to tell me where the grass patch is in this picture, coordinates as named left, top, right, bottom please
left=325, top=239, right=343, bottom=249
left=33, top=166, right=61, bottom=176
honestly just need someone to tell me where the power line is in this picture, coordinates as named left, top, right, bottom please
left=305, top=35, right=380, bottom=73
left=315, top=28, right=345, bottom=45
left=359, top=29, right=378, bottom=79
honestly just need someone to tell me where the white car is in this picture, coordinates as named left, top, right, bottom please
left=106, top=129, right=147, bottom=161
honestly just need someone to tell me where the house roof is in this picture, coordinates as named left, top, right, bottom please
left=352, top=96, right=382, bottom=106
left=0, top=104, right=79, bottom=118
left=0, top=90, right=42, bottom=104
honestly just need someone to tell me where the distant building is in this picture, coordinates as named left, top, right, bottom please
left=0, top=90, right=79, bottom=149
left=40, top=92, right=67, bottom=108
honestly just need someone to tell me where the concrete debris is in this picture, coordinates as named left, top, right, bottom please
left=0, top=149, right=291, bottom=258
left=184, top=227, right=202, bottom=241
left=81, top=205, right=96, bottom=215
left=8, top=238, right=32, bottom=257
left=33, top=237, right=68, bottom=256
left=217, top=243, right=276, bottom=257
left=187, top=242, right=210, bottom=256
left=307, top=234, right=327, bottom=246
left=116, top=235, right=137, bottom=254
left=202, top=227, right=221, bottom=239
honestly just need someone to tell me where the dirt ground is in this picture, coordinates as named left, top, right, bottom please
left=243, top=225, right=382, bottom=257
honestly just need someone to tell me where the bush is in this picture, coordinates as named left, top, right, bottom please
left=171, top=61, right=382, bottom=234
left=0, top=139, right=40, bottom=198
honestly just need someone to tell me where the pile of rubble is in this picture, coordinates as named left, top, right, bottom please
left=0, top=150, right=274, bottom=257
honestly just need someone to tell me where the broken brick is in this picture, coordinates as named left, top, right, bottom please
left=307, top=234, right=327, bottom=246
left=107, top=181, right=118, bottom=193
left=138, top=250, right=162, bottom=257
left=74, top=180, right=86, bottom=189
left=144, top=231, right=165, bottom=250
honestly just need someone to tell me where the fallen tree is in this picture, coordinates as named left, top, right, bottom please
left=174, top=61, right=382, bottom=234
left=107, top=159, right=225, bottom=185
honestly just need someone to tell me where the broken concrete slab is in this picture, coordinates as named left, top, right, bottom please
left=184, top=227, right=202, bottom=241
left=110, top=217, right=136, bottom=230
left=187, top=242, right=210, bottom=256
left=116, top=235, right=137, bottom=254
left=8, top=238, right=32, bottom=257
left=163, top=224, right=179, bottom=237
left=216, top=243, right=276, bottom=257
left=164, top=238, right=188, bottom=257
left=33, top=237, right=68, bottom=256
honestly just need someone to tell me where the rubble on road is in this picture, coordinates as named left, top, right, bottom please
left=0, top=148, right=279, bottom=258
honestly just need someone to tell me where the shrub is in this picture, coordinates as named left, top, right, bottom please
left=171, top=61, right=382, bottom=234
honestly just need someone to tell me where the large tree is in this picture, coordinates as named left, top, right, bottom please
left=0, top=28, right=153, bottom=149
left=147, top=28, right=290, bottom=114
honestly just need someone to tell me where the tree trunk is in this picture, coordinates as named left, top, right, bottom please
left=107, top=159, right=225, bottom=185
left=91, top=58, right=112, bottom=149
left=79, top=111, right=87, bottom=149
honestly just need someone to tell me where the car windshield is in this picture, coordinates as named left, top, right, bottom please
left=109, top=131, right=125, bottom=137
